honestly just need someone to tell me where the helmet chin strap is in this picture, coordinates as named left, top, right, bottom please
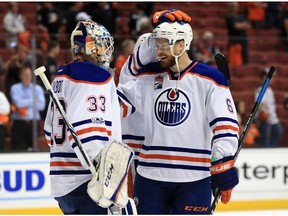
left=170, top=46, right=186, bottom=92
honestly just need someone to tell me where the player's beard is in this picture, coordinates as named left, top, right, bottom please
left=159, top=55, right=176, bottom=69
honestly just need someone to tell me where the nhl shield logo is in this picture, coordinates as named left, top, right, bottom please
left=154, top=75, right=163, bottom=89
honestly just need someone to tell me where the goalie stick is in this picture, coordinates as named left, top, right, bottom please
left=209, top=65, right=276, bottom=214
left=34, top=66, right=137, bottom=215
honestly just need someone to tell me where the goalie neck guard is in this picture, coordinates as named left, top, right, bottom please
left=152, top=21, right=193, bottom=51
left=70, top=19, right=114, bottom=69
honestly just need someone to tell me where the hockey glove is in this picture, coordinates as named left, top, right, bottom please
left=210, top=156, right=239, bottom=204
left=152, top=9, right=191, bottom=28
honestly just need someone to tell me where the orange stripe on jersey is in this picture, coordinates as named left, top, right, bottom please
left=122, top=102, right=128, bottom=118
left=46, top=139, right=51, bottom=145
left=68, top=127, right=112, bottom=141
left=187, top=72, right=228, bottom=89
left=126, top=143, right=143, bottom=149
left=56, top=74, right=112, bottom=85
left=139, top=153, right=211, bottom=163
left=213, top=125, right=239, bottom=133
left=50, top=161, right=82, bottom=167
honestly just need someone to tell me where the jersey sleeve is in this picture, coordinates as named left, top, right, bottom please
left=206, top=84, right=239, bottom=160
left=117, top=78, right=145, bottom=118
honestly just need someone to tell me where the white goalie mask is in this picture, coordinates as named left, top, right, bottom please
left=70, top=19, right=114, bottom=69
left=152, top=21, right=193, bottom=51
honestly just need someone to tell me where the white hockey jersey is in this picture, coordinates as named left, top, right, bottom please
left=117, top=60, right=239, bottom=183
left=44, top=60, right=122, bottom=197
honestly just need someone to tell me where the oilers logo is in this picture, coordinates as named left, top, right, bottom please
left=154, top=88, right=191, bottom=126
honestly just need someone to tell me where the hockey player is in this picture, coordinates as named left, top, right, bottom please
left=117, top=10, right=239, bottom=214
left=44, top=20, right=133, bottom=214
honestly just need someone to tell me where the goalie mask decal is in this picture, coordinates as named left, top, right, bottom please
left=154, top=88, right=191, bottom=126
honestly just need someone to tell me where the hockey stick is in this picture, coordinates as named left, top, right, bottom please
left=209, top=65, right=276, bottom=214
left=34, top=66, right=137, bottom=215
left=214, top=53, right=230, bottom=86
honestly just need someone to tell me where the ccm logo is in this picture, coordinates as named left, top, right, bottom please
left=184, top=206, right=208, bottom=212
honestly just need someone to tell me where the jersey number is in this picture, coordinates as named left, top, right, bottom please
left=87, top=95, right=106, bottom=112
left=51, top=99, right=66, bottom=146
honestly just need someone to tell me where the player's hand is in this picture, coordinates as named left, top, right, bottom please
left=152, top=9, right=191, bottom=28
left=210, top=156, right=239, bottom=204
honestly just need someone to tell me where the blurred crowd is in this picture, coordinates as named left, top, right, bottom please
left=0, top=2, right=288, bottom=152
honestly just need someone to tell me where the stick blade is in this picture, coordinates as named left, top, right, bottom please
left=214, top=53, right=230, bottom=85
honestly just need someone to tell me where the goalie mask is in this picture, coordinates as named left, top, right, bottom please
left=152, top=21, right=193, bottom=51
left=71, top=19, right=114, bottom=69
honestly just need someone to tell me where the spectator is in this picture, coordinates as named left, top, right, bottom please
left=194, top=31, right=220, bottom=65
left=46, top=40, right=60, bottom=82
left=0, top=90, right=10, bottom=152
left=136, top=16, right=152, bottom=38
left=265, top=2, right=281, bottom=29
left=64, top=2, right=87, bottom=38
left=5, top=45, right=31, bottom=102
left=39, top=40, right=60, bottom=120
left=89, top=3, right=116, bottom=34
left=246, top=2, right=267, bottom=29
left=37, top=2, right=62, bottom=50
left=10, top=64, right=45, bottom=151
left=226, top=2, right=251, bottom=66
left=114, top=39, right=135, bottom=86
left=255, top=68, right=283, bottom=147
left=129, top=3, right=149, bottom=37
left=3, top=2, right=27, bottom=49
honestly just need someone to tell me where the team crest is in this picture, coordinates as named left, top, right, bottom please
left=154, top=88, right=191, bottom=126
left=154, top=75, right=163, bottom=89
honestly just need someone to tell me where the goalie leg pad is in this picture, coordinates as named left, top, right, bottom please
left=87, top=140, right=134, bottom=208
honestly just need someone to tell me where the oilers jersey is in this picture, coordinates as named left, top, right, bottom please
left=117, top=60, right=239, bottom=183
left=44, top=60, right=122, bottom=197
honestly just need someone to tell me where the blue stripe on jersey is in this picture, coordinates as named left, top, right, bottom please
left=122, top=134, right=145, bottom=141
left=142, top=145, right=211, bottom=155
left=127, top=55, right=136, bottom=77
left=50, top=152, right=78, bottom=158
left=138, top=161, right=210, bottom=171
left=117, top=90, right=136, bottom=114
left=71, top=135, right=109, bottom=149
left=44, top=130, right=51, bottom=136
left=136, top=46, right=144, bottom=67
left=209, top=117, right=238, bottom=127
left=72, top=118, right=112, bottom=127
left=213, top=133, right=238, bottom=140
left=57, top=61, right=111, bottom=83
left=191, top=61, right=228, bottom=87
left=50, top=170, right=91, bottom=175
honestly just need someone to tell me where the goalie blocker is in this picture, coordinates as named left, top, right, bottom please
left=87, top=140, right=135, bottom=209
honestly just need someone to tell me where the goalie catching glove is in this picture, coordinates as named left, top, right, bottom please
left=87, top=140, right=134, bottom=208
left=152, top=9, right=191, bottom=27
left=210, top=156, right=239, bottom=204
